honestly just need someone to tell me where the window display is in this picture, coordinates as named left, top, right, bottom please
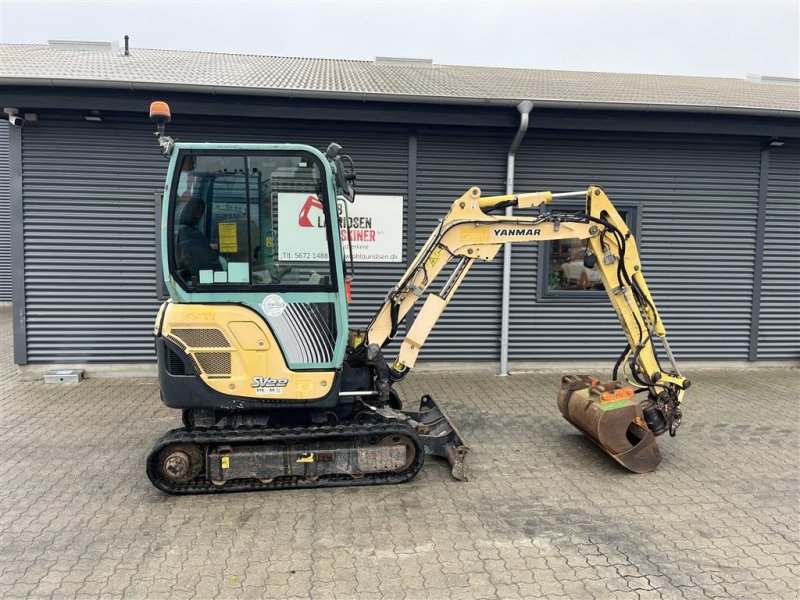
left=541, top=207, right=635, bottom=295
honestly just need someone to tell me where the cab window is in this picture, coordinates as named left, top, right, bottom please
left=170, top=152, right=337, bottom=290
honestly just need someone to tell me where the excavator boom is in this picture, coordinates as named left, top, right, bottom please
left=362, top=185, right=689, bottom=473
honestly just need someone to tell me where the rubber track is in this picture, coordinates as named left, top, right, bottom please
left=146, top=420, right=425, bottom=495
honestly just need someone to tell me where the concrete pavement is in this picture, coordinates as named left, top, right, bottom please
left=1, top=311, right=799, bottom=599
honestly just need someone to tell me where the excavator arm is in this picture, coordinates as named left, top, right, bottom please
left=359, top=185, right=689, bottom=474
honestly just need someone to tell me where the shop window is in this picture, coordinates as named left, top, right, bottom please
left=538, top=205, right=638, bottom=299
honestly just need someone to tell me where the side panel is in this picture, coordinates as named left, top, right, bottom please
left=161, top=302, right=335, bottom=400
left=758, top=145, right=800, bottom=359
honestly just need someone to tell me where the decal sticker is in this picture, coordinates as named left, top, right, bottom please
left=261, top=294, right=287, bottom=317
left=263, top=302, right=336, bottom=364
left=492, top=227, right=542, bottom=237
left=221, top=456, right=230, bottom=469
left=426, top=247, right=445, bottom=268
left=218, top=222, right=239, bottom=253
left=251, top=376, right=289, bottom=395
left=296, top=453, right=315, bottom=463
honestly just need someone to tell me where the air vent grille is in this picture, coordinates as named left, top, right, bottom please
left=170, top=328, right=230, bottom=348
left=166, top=347, right=187, bottom=375
left=195, top=352, right=232, bottom=376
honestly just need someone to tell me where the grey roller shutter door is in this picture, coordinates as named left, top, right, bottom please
left=0, top=122, right=10, bottom=302
left=510, top=131, right=761, bottom=361
left=21, top=115, right=408, bottom=362
left=758, top=145, right=800, bottom=359
left=415, top=128, right=508, bottom=360
left=21, top=119, right=167, bottom=362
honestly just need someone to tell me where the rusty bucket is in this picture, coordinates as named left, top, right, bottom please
left=557, top=375, right=661, bottom=473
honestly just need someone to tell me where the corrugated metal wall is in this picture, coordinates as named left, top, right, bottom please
left=416, top=128, right=508, bottom=359
left=21, top=118, right=166, bottom=361
left=16, top=112, right=796, bottom=364
left=0, top=121, right=10, bottom=303
left=509, top=131, right=762, bottom=361
left=20, top=114, right=409, bottom=362
left=758, top=145, right=800, bottom=358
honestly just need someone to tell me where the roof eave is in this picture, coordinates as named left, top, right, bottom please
left=1, top=76, right=798, bottom=119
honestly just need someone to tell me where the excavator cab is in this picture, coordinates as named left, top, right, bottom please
left=161, top=143, right=347, bottom=370
left=147, top=103, right=468, bottom=493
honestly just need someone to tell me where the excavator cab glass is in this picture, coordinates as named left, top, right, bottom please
left=169, top=151, right=337, bottom=290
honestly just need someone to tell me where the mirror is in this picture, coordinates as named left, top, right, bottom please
left=334, top=156, right=356, bottom=203
left=324, top=142, right=356, bottom=203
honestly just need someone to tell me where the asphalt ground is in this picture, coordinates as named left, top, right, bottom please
left=1, top=310, right=799, bottom=599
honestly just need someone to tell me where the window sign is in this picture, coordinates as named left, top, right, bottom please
left=278, top=193, right=403, bottom=263
left=218, top=222, right=239, bottom=253
left=278, top=193, right=336, bottom=262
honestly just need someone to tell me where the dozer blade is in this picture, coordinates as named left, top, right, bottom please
left=403, top=394, right=471, bottom=481
left=557, top=375, right=661, bottom=474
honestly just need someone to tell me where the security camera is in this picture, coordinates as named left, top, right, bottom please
left=3, top=108, right=25, bottom=127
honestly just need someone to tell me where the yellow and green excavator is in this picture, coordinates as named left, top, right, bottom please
left=146, top=101, right=689, bottom=494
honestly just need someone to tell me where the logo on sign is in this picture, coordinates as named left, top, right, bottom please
left=298, top=195, right=324, bottom=228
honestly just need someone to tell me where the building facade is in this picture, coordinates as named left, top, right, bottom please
left=1, top=45, right=799, bottom=369
left=0, top=122, right=10, bottom=304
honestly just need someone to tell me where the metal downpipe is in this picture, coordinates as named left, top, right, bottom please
left=499, top=100, right=534, bottom=376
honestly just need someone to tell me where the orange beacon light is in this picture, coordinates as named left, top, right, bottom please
left=149, top=101, right=171, bottom=125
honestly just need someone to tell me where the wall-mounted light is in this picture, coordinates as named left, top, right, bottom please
left=83, top=111, right=103, bottom=123
left=768, top=137, right=785, bottom=147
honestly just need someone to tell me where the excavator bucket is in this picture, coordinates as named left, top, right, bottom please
left=556, top=375, right=661, bottom=474
left=404, top=394, right=471, bottom=481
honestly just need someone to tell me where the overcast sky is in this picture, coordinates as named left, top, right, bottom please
left=1, top=0, right=798, bottom=79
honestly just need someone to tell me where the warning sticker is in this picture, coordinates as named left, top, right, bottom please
left=426, top=246, right=445, bottom=268
left=218, top=223, right=238, bottom=253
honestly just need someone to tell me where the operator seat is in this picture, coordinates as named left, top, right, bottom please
left=176, top=196, right=221, bottom=278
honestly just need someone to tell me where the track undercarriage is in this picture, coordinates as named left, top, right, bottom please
left=146, top=394, right=470, bottom=494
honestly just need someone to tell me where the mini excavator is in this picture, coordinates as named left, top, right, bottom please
left=146, top=102, right=689, bottom=494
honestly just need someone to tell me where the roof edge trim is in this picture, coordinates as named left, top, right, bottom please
left=1, top=76, right=798, bottom=119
